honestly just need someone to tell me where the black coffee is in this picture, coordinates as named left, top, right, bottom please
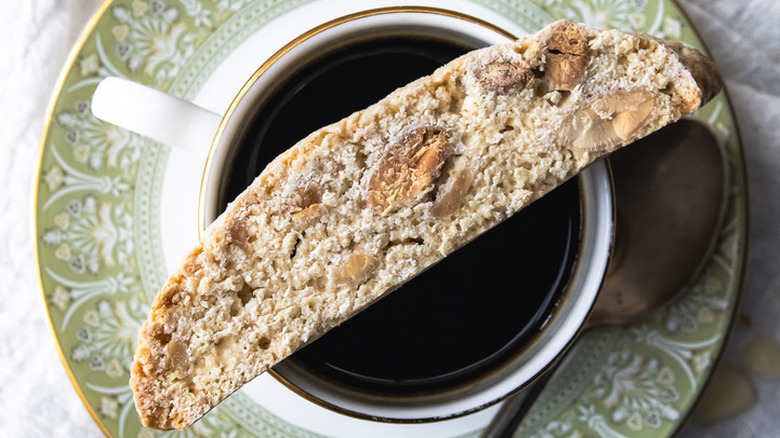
left=219, top=37, right=582, bottom=396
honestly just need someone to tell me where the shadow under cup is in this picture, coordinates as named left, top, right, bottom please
left=200, top=10, right=613, bottom=422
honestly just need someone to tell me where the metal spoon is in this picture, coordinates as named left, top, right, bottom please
left=481, top=118, right=729, bottom=438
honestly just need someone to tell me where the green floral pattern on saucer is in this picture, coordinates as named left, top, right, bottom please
left=35, top=0, right=748, bottom=437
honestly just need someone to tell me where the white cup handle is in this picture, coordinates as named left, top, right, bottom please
left=91, top=77, right=222, bottom=159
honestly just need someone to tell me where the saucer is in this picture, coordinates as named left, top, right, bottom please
left=35, top=0, right=748, bottom=436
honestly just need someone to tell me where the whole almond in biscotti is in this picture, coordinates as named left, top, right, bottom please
left=130, top=20, right=722, bottom=430
left=472, top=57, right=535, bottom=93
left=545, top=20, right=589, bottom=90
left=366, top=125, right=456, bottom=214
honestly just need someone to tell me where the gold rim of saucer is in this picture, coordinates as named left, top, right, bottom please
left=30, top=0, right=749, bottom=435
left=33, top=1, right=116, bottom=436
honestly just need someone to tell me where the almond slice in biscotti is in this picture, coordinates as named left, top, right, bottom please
left=130, top=20, right=722, bottom=430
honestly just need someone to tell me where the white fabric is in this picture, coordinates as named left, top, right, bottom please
left=0, top=1, right=777, bottom=436
left=0, top=2, right=105, bottom=437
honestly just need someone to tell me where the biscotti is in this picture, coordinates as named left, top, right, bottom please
left=131, top=20, right=721, bottom=429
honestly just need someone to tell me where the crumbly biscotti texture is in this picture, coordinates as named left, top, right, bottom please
left=131, top=20, right=721, bottom=429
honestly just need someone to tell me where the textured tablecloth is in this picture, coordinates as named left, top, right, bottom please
left=1, top=1, right=778, bottom=436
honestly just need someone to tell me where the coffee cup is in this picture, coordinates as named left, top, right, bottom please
left=91, top=6, right=614, bottom=423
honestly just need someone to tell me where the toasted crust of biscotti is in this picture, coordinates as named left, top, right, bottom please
left=130, top=20, right=721, bottom=429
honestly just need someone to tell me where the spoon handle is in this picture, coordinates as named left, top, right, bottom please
left=479, top=363, right=557, bottom=438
